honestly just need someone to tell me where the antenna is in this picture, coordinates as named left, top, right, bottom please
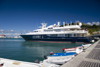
left=63, top=22, right=65, bottom=26
left=57, top=22, right=60, bottom=26
left=70, top=21, right=72, bottom=25
left=41, top=23, right=47, bottom=28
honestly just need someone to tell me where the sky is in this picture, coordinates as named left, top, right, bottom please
left=0, top=0, right=100, bottom=33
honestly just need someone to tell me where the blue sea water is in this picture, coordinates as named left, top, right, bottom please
left=0, top=38, right=81, bottom=62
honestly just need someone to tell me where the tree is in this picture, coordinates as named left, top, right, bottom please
left=72, top=23, right=75, bottom=25
left=92, top=24, right=97, bottom=28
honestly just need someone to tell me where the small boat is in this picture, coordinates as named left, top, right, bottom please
left=40, top=60, right=60, bottom=67
left=82, top=44, right=92, bottom=50
left=43, top=56, right=73, bottom=65
left=62, top=47, right=77, bottom=52
left=43, top=52, right=76, bottom=64
left=0, top=58, right=42, bottom=67
left=62, top=46, right=83, bottom=54
left=50, top=52, right=76, bottom=56
left=0, top=58, right=60, bottom=67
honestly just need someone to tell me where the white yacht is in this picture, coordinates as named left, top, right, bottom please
left=20, top=22, right=92, bottom=43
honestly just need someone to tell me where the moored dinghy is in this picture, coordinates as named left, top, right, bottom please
left=0, top=58, right=42, bottom=67
left=82, top=44, right=92, bottom=50
left=43, top=52, right=76, bottom=64
left=50, top=52, right=76, bottom=57
left=62, top=46, right=83, bottom=54
left=62, top=47, right=77, bottom=52
left=40, top=60, right=60, bottom=67
left=43, top=56, right=73, bottom=65
left=0, top=58, right=60, bottom=67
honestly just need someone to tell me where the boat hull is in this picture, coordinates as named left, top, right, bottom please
left=44, top=56, right=74, bottom=64
left=20, top=35, right=91, bottom=43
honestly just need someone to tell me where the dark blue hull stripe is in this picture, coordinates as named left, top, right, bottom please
left=20, top=35, right=91, bottom=42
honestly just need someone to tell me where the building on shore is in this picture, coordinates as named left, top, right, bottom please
left=93, top=31, right=100, bottom=35
left=0, top=34, right=6, bottom=38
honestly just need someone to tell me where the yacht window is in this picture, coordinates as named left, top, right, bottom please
left=65, top=34, right=68, bottom=37
left=47, top=34, right=50, bottom=36
left=77, top=34, right=82, bottom=37
left=54, top=29, right=61, bottom=32
left=33, top=35, right=41, bottom=38
left=67, top=34, right=72, bottom=37
left=50, top=34, right=57, bottom=37
left=44, top=30, right=53, bottom=32
left=34, top=31, right=38, bottom=32
left=70, top=29, right=75, bottom=31
left=48, top=27, right=53, bottom=29
left=64, top=29, right=69, bottom=31
left=58, top=34, right=65, bottom=37
left=69, top=34, right=73, bottom=37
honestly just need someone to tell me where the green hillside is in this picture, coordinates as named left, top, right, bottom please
left=81, top=23, right=100, bottom=35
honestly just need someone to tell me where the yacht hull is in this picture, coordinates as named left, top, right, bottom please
left=20, top=35, right=91, bottom=43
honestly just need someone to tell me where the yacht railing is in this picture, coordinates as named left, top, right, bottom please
left=44, top=30, right=87, bottom=33
left=63, top=30, right=87, bottom=33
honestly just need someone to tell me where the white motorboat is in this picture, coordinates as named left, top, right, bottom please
left=63, top=46, right=83, bottom=54
left=43, top=52, right=75, bottom=64
left=40, top=60, right=60, bottom=67
left=62, top=47, right=77, bottom=52
left=0, top=58, right=41, bottom=67
left=43, top=55, right=74, bottom=65
left=82, top=44, right=92, bottom=50
left=0, top=58, right=60, bottom=67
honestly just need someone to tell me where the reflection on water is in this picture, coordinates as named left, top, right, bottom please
left=0, top=38, right=81, bottom=62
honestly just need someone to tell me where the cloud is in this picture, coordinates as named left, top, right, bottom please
left=0, top=30, right=21, bottom=33
left=87, top=22, right=92, bottom=25
left=96, top=22, right=100, bottom=25
left=0, top=30, right=4, bottom=31
left=87, top=22, right=100, bottom=25
left=11, top=30, right=14, bottom=31
left=92, top=22, right=100, bottom=25
left=0, top=30, right=29, bottom=36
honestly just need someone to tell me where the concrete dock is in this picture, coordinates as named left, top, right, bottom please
left=61, top=40, right=100, bottom=67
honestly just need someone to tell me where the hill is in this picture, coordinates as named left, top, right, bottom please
left=81, top=23, right=100, bottom=35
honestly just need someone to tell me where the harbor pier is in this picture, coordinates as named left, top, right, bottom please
left=61, top=40, right=100, bottom=67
